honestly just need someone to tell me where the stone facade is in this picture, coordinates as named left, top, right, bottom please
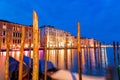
left=0, top=20, right=98, bottom=49
left=40, top=25, right=74, bottom=48
left=0, top=20, right=34, bottom=49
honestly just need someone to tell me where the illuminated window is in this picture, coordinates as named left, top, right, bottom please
left=14, top=26, right=15, bottom=31
left=17, top=27, right=20, bottom=31
left=3, top=24, right=6, bottom=29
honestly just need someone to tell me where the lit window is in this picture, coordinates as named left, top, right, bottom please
left=3, top=24, right=6, bottom=29
left=17, top=27, right=20, bottom=31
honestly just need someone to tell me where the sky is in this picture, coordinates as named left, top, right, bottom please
left=0, top=0, right=120, bottom=44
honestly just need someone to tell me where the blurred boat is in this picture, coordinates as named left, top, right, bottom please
left=51, top=69, right=105, bottom=80
left=9, top=56, right=29, bottom=79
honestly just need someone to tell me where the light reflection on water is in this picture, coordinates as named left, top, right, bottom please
left=0, top=47, right=119, bottom=79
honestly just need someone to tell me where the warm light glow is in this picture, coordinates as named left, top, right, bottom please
left=31, top=51, right=33, bottom=58
left=3, top=52, right=6, bottom=56
left=17, top=45, right=20, bottom=48
left=90, top=44, right=94, bottom=47
left=31, top=44, right=33, bottom=47
left=25, top=43, right=29, bottom=48
left=12, top=51, right=15, bottom=57
left=16, top=51, right=20, bottom=60
left=24, top=51, right=28, bottom=56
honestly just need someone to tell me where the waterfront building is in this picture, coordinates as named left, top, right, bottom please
left=0, top=19, right=99, bottom=49
left=40, top=25, right=74, bottom=48
left=0, top=20, right=37, bottom=49
left=73, top=37, right=99, bottom=48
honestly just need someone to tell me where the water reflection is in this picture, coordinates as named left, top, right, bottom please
left=0, top=47, right=119, bottom=79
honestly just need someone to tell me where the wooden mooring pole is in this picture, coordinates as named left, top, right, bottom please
left=113, top=41, right=116, bottom=65
left=103, top=43, right=107, bottom=68
left=99, top=43, right=102, bottom=67
left=18, top=26, right=25, bottom=80
left=86, top=43, right=89, bottom=67
left=5, top=32, right=10, bottom=80
left=32, top=11, right=39, bottom=80
left=44, top=34, right=47, bottom=80
left=56, top=42, right=59, bottom=68
left=94, top=41, right=97, bottom=67
left=77, top=22, right=82, bottom=80
left=70, top=45, right=73, bottom=68
left=97, top=42, right=100, bottom=71
left=117, top=42, right=120, bottom=65
left=89, top=47, right=92, bottom=74
left=0, top=36, right=1, bottom=54
left=28, top=39, right=31, bottom=79
left=64, top=34, right=68, bottom=69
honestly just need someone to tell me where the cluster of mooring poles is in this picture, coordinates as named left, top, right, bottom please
left=5, top=10, right=120, bottom=80
left=113, top=41, right=120, bottom=65
left=3, top=11, right=83, bottom=80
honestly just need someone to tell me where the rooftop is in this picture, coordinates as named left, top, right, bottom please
left=0, top=19, right=29, bottom=26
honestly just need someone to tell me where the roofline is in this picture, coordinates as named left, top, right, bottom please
left=0, top=19, right=30, bottom=27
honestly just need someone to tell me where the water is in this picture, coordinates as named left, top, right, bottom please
left=0, top=47, right=119, bottom=80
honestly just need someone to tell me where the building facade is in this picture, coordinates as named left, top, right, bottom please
left=40, top=25, right=75, bottom=48
left=0, top=20, right=35, bottom=49
left=0, top=20, right=99, bottom=49
left=73, top=37, right=99, bottom=48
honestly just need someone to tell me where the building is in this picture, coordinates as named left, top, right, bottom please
left=73, top=37, right=99, bottom=48
left=0, top=19, right=99, bottom=49
left=40, top=25, right=74, bottom=48
left=0, top=20, right=40, bottom=49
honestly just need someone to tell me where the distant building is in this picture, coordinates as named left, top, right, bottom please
left=73, top=37, right=99, bottom=48
left=0, top=19, right=99, bottom=49
left=0, top=20, right=37, bottom=49
left=40, top=25, right=74, bottom=48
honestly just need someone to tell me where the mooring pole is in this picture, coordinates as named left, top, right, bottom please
left=77, top=22, right=82, bottom=80
left=117, top=42, right=120, bottom=65
left=86, top=41, right=89, bottom=67
left=70, top=44, right=73, bottom=68
left=65, top=34, right=68, bottom=69
left=94, top=41, right=97, bottom=67
left=97, top=42, right=100, bottom=72
left=113, top=41, right=116, bottom=65
left=0, top=36, right=1, bottom=54
left=5, top=32, right=10, bottom=80
left=44, top=34, right=47, bottom=80
left=100, top=43, right=102, bottom=67
left=32, top=11, right=39, bottom=80
left=56, top=42, right=59, bottom=68
left=18, top=27, right=25, bottom=80
left=103, top=43, right=107, bottom=68
left=28, top=39, right=31, bottom=79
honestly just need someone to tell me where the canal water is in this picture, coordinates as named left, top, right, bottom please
left=0, top=48, right=119, bottom=80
